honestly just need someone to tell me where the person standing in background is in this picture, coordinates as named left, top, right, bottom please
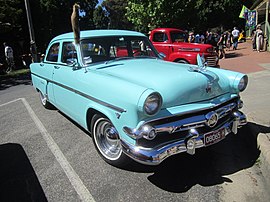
left=251, top=28, right=257, bottom=51
left=225, top=31, right=232, bottom=51
left=217, top=32, right=226, bottom=59
left=232, top=27, right=240, bottom=50
left=255, top=24, right=264, bottom=52
left=3, top=42, right=15, bottom=73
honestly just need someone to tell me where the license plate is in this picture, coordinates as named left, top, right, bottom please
left=204, top=128, right=226, bottom=146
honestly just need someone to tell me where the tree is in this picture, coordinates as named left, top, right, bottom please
left=126, top=0, right=256, bottom=33
left=0, top=0, right=24, bottom=34
left=102, top=0, right=133, bottom=30
left=34, top=0, right=98, bottom=51
left=93, top=6, right=110, bottom=29
left=77, top=0, right=98, bottom=30
left=126, top=0, right=165, bottom=33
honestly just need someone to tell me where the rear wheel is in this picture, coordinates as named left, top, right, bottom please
left=91, top=114, right=129, bottom=167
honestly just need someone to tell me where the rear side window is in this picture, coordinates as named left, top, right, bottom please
left=152, top=32, right=168, bottom=42
left=46, top=43, right=59, bottom=62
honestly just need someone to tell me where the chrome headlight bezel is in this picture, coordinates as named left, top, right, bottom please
left=238, top=75, right=248, bottom=92
left=143, top=92, right=162, bottom=116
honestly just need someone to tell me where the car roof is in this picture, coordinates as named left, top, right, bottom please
left=51, top=29, right=146, bottom=42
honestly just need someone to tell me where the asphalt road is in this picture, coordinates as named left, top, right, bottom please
left=0, top=76, right=269, bottom=202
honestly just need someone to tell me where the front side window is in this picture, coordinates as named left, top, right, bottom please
left=152, top=32, right=168, bottom=42
left=81, top=36, right=160, bottom=65
left=46, top=43, right=59, bottom=62
left=61, top=42, right=77, bottom=64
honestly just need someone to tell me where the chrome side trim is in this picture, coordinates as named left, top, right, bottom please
left=121, top=110, right=247, bottom=165
left=31, top=72, right=126, bottom=113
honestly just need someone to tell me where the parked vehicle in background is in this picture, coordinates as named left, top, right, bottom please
left=149, top=28, right=219, bottom=67
left=30, top=29, right=248, bottom=167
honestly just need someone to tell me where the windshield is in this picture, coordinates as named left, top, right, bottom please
left=81, top=36, right=160, bottom=65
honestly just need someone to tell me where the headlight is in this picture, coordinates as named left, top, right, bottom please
left=238, top=75, right=248, bottom=92
left=144, top=93, right=162, bottom=115
left=206, top=47, right=214, bottom=53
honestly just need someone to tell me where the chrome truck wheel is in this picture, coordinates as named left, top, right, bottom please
left=91, top=114, right=129, bottom=166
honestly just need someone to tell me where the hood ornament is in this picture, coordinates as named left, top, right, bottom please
left=206, top=82, right=212, bottom=93
left=188, top=54, right=207, bottom=73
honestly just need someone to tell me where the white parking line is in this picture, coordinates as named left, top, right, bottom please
left=0, top=98, right=22, bottom=107
left=1, top=98, right=95, bottom=202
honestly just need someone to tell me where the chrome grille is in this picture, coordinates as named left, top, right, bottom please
left=136, top=98, right=238, bottom=148
left=206, top=56, right=217, bottom=67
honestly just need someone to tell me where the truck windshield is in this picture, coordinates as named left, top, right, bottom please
left=81, top=36, right=160, bottom=65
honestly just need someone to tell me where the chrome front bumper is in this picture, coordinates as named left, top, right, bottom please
left=121, top=111, right=247, bottom=165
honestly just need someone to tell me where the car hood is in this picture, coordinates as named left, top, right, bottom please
left=92, top=59, right=229, bottom=108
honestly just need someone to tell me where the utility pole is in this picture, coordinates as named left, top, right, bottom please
left=24, top=0, right=38, bottom=62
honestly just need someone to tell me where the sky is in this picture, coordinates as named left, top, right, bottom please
left=98, top=0, right=104, bottom=6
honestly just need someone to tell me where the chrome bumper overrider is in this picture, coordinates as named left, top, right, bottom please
left=121, top=111, right=247, bottom=165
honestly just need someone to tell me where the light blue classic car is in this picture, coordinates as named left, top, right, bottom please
left=30, top=30, right=248, bottom=166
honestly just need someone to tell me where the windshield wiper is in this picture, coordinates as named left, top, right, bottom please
left=104, top=57, right=133, bottom=64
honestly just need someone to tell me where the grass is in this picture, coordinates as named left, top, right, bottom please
left=255, top=158, right=262, bottom=167
left=0, top=68, right=30, bottom=79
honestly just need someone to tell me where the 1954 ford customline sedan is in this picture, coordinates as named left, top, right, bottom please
left=30, top=30, right=248, bottom=167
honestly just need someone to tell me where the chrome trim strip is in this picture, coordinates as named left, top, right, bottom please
left=31, top=72, right=126, bottom=113
left=121, top=111, right=246, bottom=165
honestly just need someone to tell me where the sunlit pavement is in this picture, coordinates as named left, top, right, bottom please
left=221, top=40, right=270, bottom=192
left=219, top=40, right=270, bottom=74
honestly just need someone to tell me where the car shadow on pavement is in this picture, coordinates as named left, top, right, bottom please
left=0, top=73, right=31, bottom=91
left=224, top=52, right=244, bottom=59
left=0, top=143, right=48, bottom=201
left=124, top=122, right=269, bottom=193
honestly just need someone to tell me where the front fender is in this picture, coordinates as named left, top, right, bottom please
left=85, top=102, right=137, bottom=146
left=169, top=52, right=197, bottom=64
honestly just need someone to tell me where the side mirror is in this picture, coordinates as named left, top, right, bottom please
left=67, top=58, right=79, bottom=69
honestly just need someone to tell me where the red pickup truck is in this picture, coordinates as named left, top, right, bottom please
left=149, top=28, right=219, bottom=67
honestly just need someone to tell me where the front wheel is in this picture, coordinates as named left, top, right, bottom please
left=39, top=91, right=54, bottom=109
left=176, top=59, right=189, bottom=64
left=91, top=114, right=129, bottom=167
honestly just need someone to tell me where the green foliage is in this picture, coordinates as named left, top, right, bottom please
left=126, top=0, right=165, bottom=33
left=126, top=0, right=252, bottom=33
left=0, top=0, right=23, bottom=33
left=102, top=0, right=133, bottom=30
left=93, top=6, right=109, bottom=29
left=0, top=0, right=259, bottom=54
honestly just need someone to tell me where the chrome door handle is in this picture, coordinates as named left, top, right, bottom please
left=54, top=66, right=60, bottom=69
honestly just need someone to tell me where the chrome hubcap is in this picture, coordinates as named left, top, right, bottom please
left=39, top=92, right=47, bottom=105
left=94, top=118, right=122, bottom=160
